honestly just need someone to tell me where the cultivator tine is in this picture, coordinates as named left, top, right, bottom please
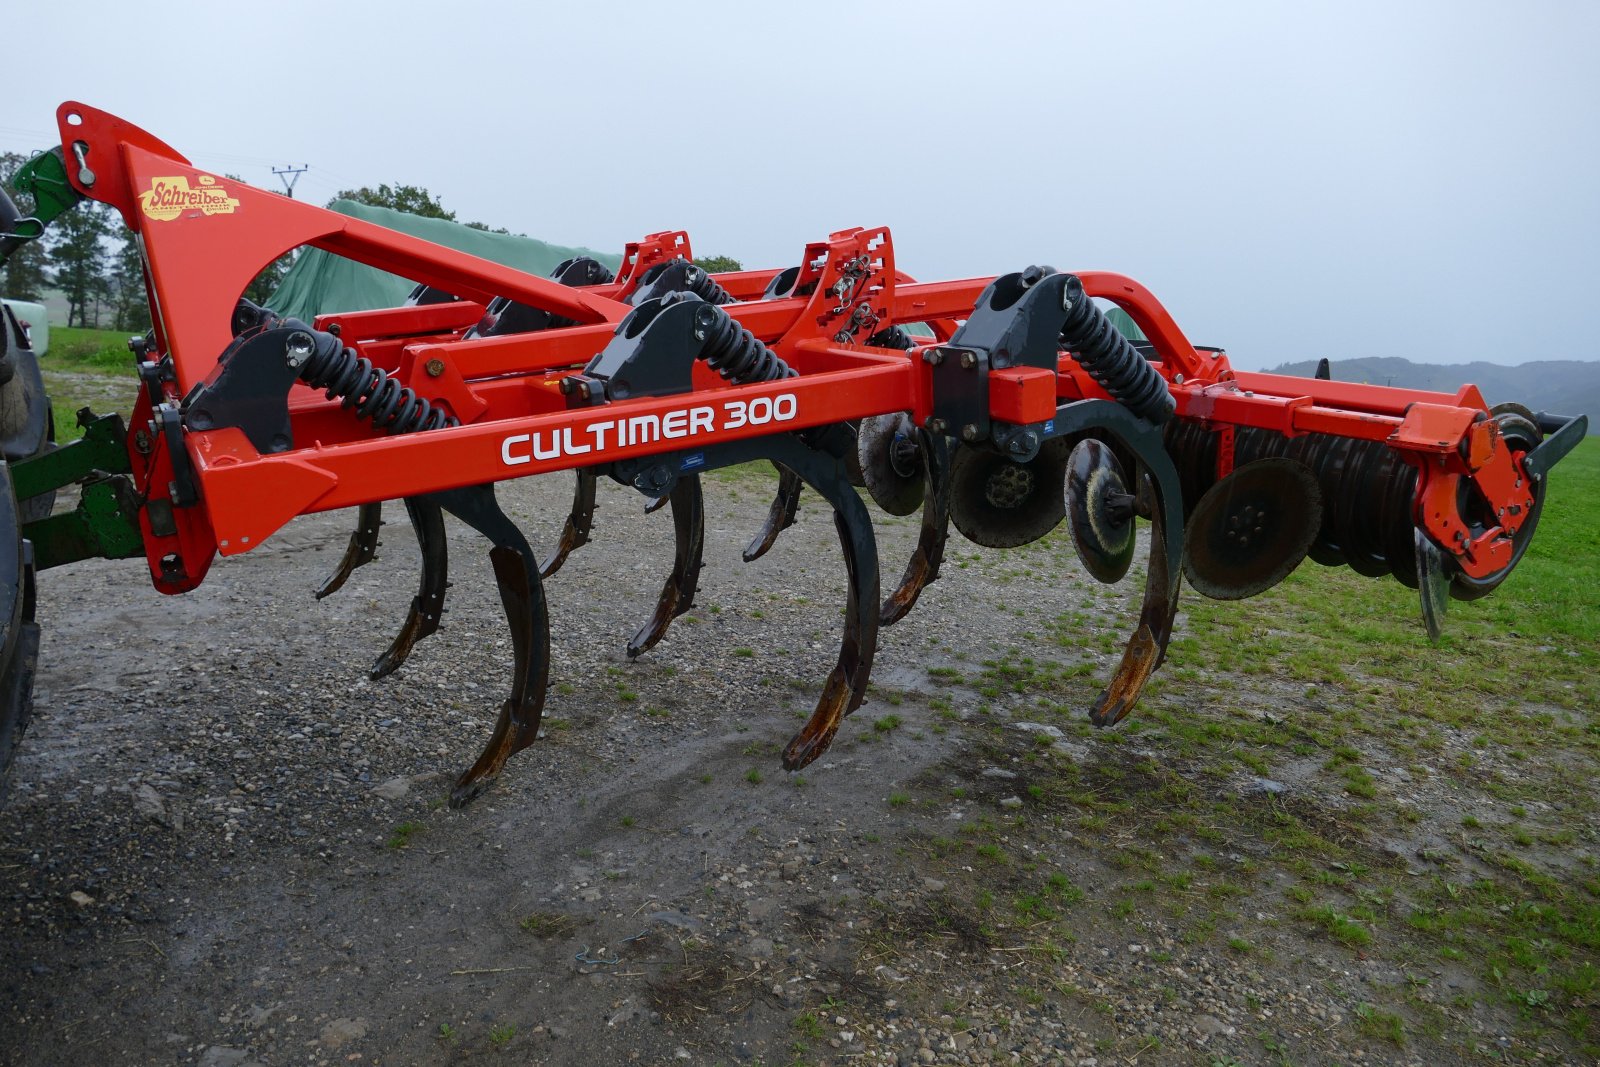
left=743, top=462, right=803, bottom=563
left=539, top=469, right=597, bottom=579
left=1089, top=464, right=1183, bottom=728
left=777, top=448, right=880, bottom=772
left=642, top=492, right=669, bottom=515
left=628, top=475, right=705, bottom=659
left=368, top=497, right=448, bottom=679
left=429, top=484, right=549, bottom=808
left=315, top=502, right=383, bottom=599
left=880, top=428, right=950, bottom=626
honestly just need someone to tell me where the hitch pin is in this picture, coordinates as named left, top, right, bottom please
left=71, top=142, right=96, bottom=187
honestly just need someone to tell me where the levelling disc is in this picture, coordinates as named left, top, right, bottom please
left=1415, top=527, right=1448, bottom=642
left=1183, top=458, right=1322, bottom=600
left=949, top=438, right=1068, bottom=549
left=857, top=413, right=924, bottom=516
left=1064, top=438, right=1136, bottom=584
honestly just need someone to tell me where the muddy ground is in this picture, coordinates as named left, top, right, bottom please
left=0, top=467, right=1591, bottom=1066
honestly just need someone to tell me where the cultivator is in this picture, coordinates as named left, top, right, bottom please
left=0, top=102, right=1586, bottom=805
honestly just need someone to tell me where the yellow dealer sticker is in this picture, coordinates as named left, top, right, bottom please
left=139, top=175, right=240, bottom=222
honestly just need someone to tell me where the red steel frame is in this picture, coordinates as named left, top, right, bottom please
left=50, top=101, right=1535, bottom=596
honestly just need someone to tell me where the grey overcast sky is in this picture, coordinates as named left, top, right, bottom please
left=9, top=0, right=1599, bottom=371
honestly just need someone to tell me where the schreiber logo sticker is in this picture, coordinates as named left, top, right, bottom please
left=139, top=175, right=240, bottom=222
left=501, top=394, right=798, bottom=466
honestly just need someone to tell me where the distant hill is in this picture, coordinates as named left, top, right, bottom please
left=1260, top=357, right=1598, bottom=436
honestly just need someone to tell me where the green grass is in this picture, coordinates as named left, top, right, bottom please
left=891, top=442, right=1600, bottom=1060
left=35, top=326, right=140, bottom=442
left=44, top=327, right=141, bottom=373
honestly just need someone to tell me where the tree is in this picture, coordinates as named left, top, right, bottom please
left=0, top=151, right=51, bottom=301
left=108, top=231, right=151, bottom=333
left=329, top=184, right=455, bottom=221
left=693, top=255, right=742, bottom=274
left=48, top=200, right=113, bottom=327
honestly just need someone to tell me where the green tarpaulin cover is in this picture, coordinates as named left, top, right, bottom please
left=266, top=200, right=621, bottom=321
left=1104, top=306, right=1148, bottom=343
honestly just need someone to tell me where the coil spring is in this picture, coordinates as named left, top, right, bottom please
left=866, top=325, right=916, bottom=350
left=1061, top=275, right=1175, bottom=423
left=553, top=256, right=615, bottom=287
left=635, top=258, right=734, bottom=307
left=691, top=299, right=796, bottom=384
left=541, top=257, right=620, bottom=331
left=297, top=331, right=458, bottom=435
left=1165, top=418, right=1420, bottom=585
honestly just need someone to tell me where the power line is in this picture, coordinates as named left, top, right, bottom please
left=270, top=165, right=310, bottom=199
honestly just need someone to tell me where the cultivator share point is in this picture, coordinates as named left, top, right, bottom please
left=0, top=103, right=1587, bottom=805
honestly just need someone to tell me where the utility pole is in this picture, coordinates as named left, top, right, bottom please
left=270, top=165, right=309, bottom=199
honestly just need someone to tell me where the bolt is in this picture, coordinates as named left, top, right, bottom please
left=558, top=377, right=576, bottom=395
left=133, top=429, right=153, bottom=455
left=284, top=331, right=313, bottom=369
left=926, top=417, right=947, bottom=434
left=961, top=423, right=980, bottom=442
left=960, top=351, right=977, bottom=370
left=1174, top=373, right=1185, bottom=385
left=425, top=358, right=446, bottom=378
left=1006, top=432, right=1037, bottom=456
left=922, top=349, right=944, bottom=366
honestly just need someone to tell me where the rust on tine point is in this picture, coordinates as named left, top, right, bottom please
left=628, top=475, right=705, bottom=659
left=369, top=497, right=448, bottom=680
left=315, top=500, right=383, bottom=599
left=539, top=469, right=597, bottom=580
left=423, top=486, right=548, bottom=808
left=782, top=484, right=878, bottom=771
left=743, top=463, right=803, bottom=564
left=880, top=428, right=949, bottom=627
left=1089, top=468, right=1181, bottom=728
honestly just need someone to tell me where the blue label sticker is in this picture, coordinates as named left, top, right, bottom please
left=1044, top=420, right=1055, bottom=434
left=680, top=452, right=706, bottom=471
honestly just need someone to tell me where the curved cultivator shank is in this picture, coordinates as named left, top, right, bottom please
left=0, top=102, right=1585, bottom=805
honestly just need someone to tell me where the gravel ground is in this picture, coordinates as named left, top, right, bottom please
left=0, top=467, right=1586, bottom=1065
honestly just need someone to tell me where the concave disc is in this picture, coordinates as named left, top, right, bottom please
left=1183, top=458, right=1323, bottom=600
left=1064, top=438, right=1136, bottom=584
left=857, top=413, right=924, bottom=516
left=1415, top=527, right=1449, bottom=642
left=949, top=438, right=1068, bottom=549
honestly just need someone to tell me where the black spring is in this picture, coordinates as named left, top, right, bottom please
left=296, top=331, right=458, bottom=435
left=1060, top=275, right=1174, bottom=423
left=1164, top=418, right=1420, bottom=585
left=633, top=258, right=734, bottom=307
left=690, top=299, right=796, bottom=385
left=866, top=325, right=916, bottom=350
left=552, top=256, right=615, bottom=287
left=541, top=256, right=617, bottom=330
